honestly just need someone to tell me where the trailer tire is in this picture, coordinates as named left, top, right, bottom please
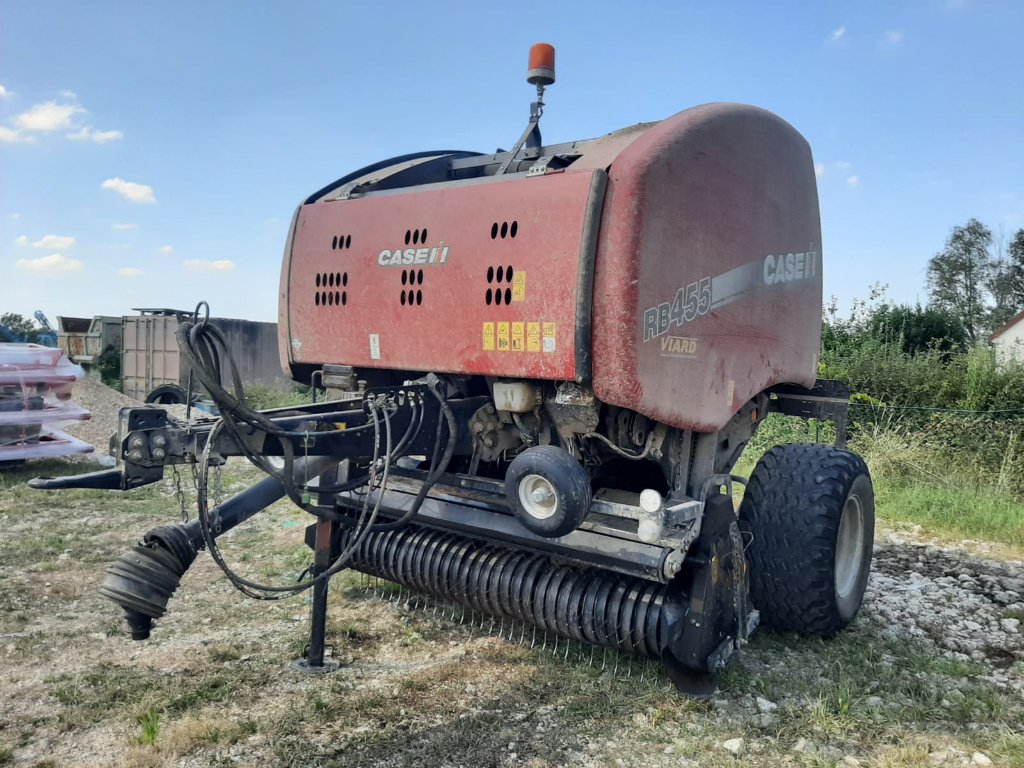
left=505, top=446, right=591, bottom=538
left=738, top=443, right=874, bottom=637
left=145, top=384, right=188, bottom=405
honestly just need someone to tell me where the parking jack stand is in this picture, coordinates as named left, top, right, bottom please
left=293, top=517, right=340, bottom=674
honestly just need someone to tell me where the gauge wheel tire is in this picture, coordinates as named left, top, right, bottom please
left=738, top=443, right=874, bottom=637
left=145, top=384, right=188, bottom=405
left=505, top=446, right=592, bottom=538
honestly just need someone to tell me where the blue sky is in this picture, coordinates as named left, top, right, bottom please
left=2, top=1, right=1022, bottom=325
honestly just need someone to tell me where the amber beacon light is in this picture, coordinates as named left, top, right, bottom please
left=527, top=43, right=556, bottom=85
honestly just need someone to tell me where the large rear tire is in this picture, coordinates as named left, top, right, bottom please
left=738, top=443, right=874, bottom=637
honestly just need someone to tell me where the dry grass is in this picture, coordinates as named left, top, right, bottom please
left=1, top=459, right=1021, bottom=767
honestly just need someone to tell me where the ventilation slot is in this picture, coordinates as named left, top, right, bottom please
left=399, top=270, right=425, bottom=307
left=404, top=228, right=428, bottom=246
left=314, top=272, right=348, bottom=309
left=484, top=264, right=516, bottom=304
left=490, top=220, right=519, bottom=239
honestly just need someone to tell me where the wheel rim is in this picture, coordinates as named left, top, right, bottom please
left=835, top=492, right=866, bottom=600
left=518, top=474, right=558, bottom=520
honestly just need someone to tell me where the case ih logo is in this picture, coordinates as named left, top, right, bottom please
left=377, top=245, right=450, bottom=267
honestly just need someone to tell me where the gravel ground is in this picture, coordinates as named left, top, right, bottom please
left=867, top=537, right=1023, bottom=690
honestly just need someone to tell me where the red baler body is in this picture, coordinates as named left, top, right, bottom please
left=280, top=103, right=822, bottom=432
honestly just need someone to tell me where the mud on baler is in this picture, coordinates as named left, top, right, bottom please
left=32, top=45, right=874, bottom=694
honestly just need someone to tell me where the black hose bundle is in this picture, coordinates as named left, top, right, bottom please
left=173, top=303, right=457, bottom=600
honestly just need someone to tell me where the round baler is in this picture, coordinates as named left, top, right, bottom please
left=34, top=46, right=873, bottom=694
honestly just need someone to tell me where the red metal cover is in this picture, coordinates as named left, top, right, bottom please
left=592, top=104, right=823, bottom=432
left=281, top=170, right=604, bottom=381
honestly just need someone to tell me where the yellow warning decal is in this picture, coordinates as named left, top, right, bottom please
left=527, top=322, right=540, bottom=352
left=542, top=322, right=557, bottom=353
left=497, top=321, right=510, bottom=351
left=482, top=321, right=495, bottom=351
left=512, top=271, right=526, bottom=302
left=511, top=322, right=525, bottom=351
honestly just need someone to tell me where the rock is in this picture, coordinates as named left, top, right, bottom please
left=926, top=750, right=949, bottom=765
left=792, top=738, right=810, bottom=754
left=1000, top=618, right=1020, bottom=633
left=971, top=753, right=993, bottom=766
left=842, top=757, right=862, bottom=767
left=721, top=738, right=745, bottom=756
left=865, top=695, right=884, bottom=709
left=755, top=696, right=778, bottom=713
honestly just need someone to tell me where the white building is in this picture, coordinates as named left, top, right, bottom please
left=991, top=310, right=1024, bottom=366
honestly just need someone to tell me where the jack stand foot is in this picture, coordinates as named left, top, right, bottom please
left=291, top=658, right=340, bottom=675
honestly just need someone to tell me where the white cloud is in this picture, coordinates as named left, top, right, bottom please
left=59, top=90, right=77, bottom=100
left=834, top=160, right=853, bottom=171
left=14, top=101, right=84, bottom=132
left=101, top=177, right=156, bottom=204
left=67, top=126, right=124, bottom=143
left=112, top=223, right=137, bottom=231
left=828, top=25, right=846, bottom=42
left=0, top=126, right=34, bottom=143
left=14, top=235, right=28, bottom=246
left=29, top=234, right=76, bottom=250
left=814, top=163, right=826, bottom=177
left=0, top=84, right=10, bottom=99
left=184, top=259, right=235, bottom=272
left=15, top=253, right=84, bottom=273
left=118, top=267, right=144, bottom=277
left=846, top=175, right=860, bottom=187
left=158, top=245, right=174, bottom=254
left=884, top=30, right=904, bottom=45
left=10, top=213, right=20, bottom=220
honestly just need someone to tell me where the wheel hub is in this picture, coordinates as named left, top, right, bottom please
left=835, top=494, right=865, bottom=600
left=518, top=474, right=558, bottom=519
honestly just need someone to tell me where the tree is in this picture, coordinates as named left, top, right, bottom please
left=0, top=312, right=44, bottom=343
left=987, top=228, right=1024, bottom=330
left=926, top=218, right=994, bottom=343
left=868, top=303, right=967, bottom=356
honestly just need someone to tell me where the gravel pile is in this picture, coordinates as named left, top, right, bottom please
left=867, top=534, right=1024, bottom=691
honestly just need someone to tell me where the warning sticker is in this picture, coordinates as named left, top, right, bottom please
left=512, top=271, right=526, bottom=302
left=527, top=322, right=540, bottom=352
left=542, top=322, right=556, bottom=353
left=511, top=322, right=525, bottom=351
left=482, top=322, right=495, bottom=351
left=369, top=333, right=381, bottom=360
left=497, top=321, right=510, bottom=351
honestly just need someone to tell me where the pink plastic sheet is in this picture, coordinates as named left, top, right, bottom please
left=0, top=343, right=93, bottom=461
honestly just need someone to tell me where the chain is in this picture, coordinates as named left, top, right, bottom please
left=172, top=464, right=190, bottom=522
left=213, top=461, right=223, bottom=506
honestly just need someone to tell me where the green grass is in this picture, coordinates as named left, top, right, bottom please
left=874, top=476, right=1024, bottom=549
left=737, top=413, right=1024, bottom=550
left=137, top=707, right=160, bottom=746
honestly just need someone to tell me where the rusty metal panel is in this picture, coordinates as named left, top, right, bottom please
left=283, top=170, right=602, bottom=381
left=211, top=319, right=288, bottom=386
left=591, top=103, right=822, bottom=433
